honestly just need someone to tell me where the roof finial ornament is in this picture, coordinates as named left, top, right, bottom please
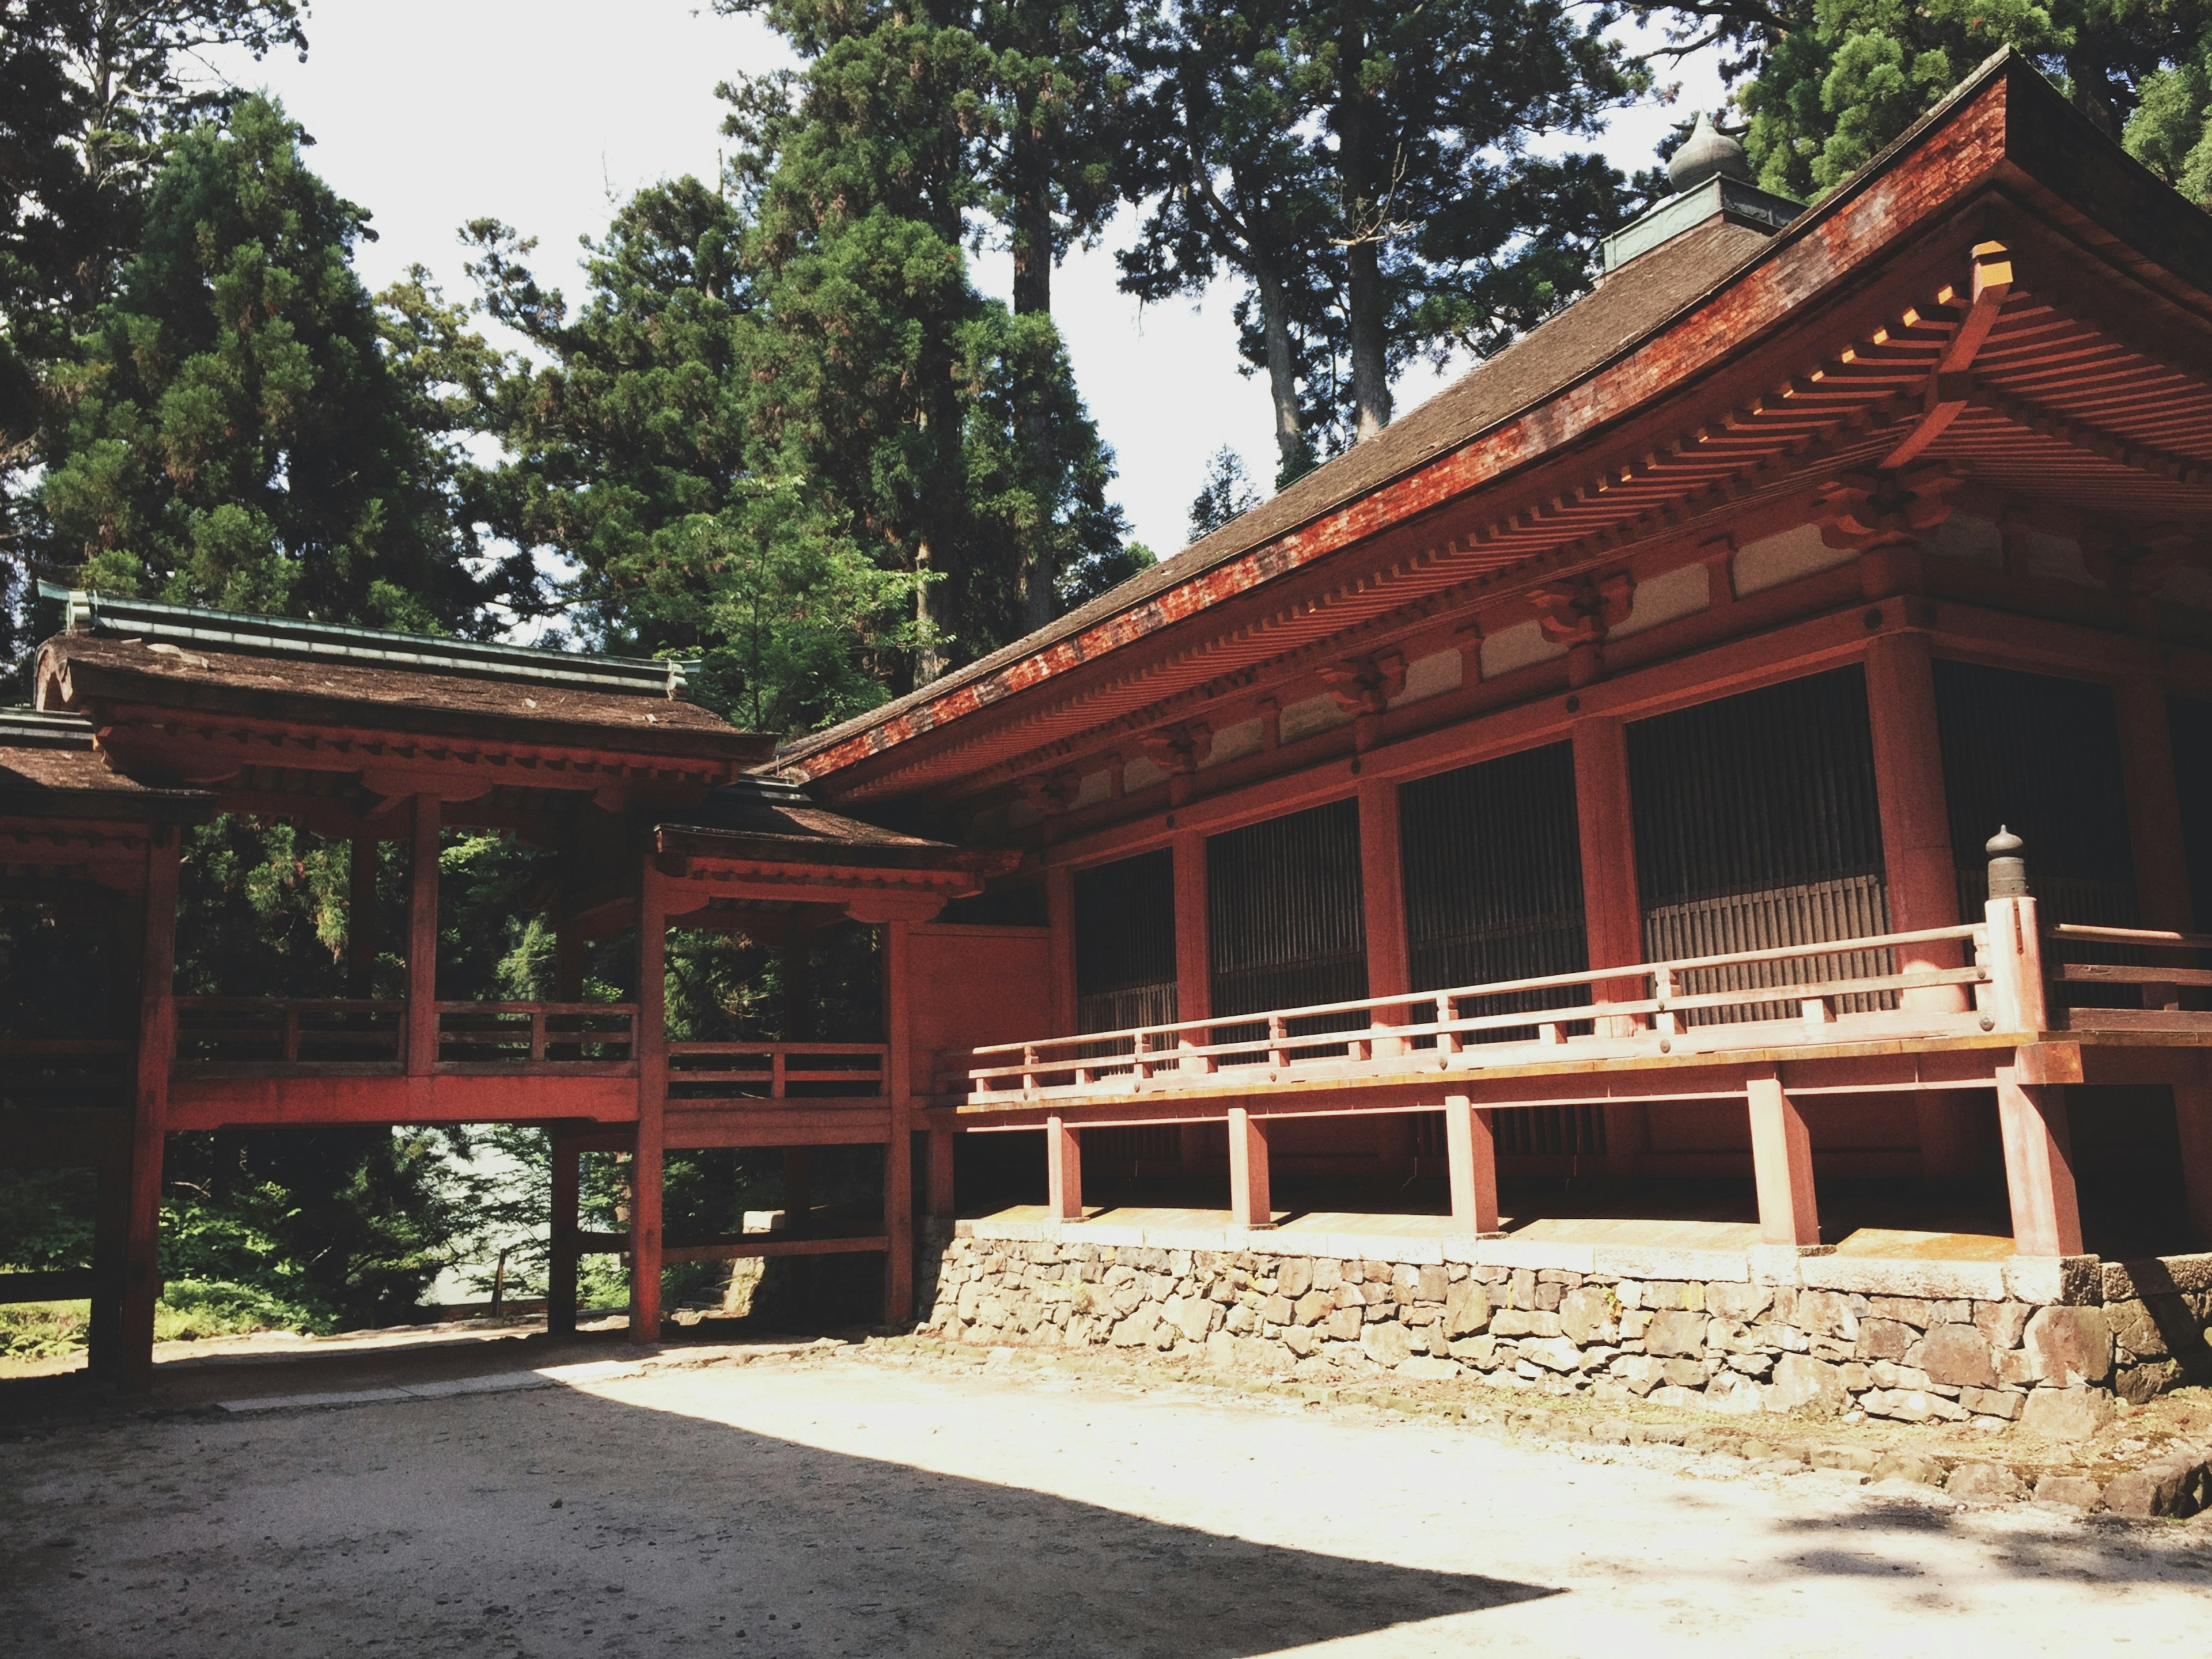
left=1668, top=113, right=1751, bottom=193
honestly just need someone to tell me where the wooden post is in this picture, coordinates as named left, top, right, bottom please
left=1984, top=893, right=2048, bottom=1034
left=548, top=1137, right=580, bottom=1336
left=927, top=1123, right=957, bottom=1219
left=2173, top=1080, right=2212, bottom=1244
left=628, top=860, right=668, bottom=1343
left=1995, top=1064, right=2084, bottom=1256
left=1046, top=1115, right=1084, bottom=1222
left=1864, top=631, right=1979, bottom=1176
left=406, top=796, right=440, bottom=1076
left=1172, top=828, right=1211, bottom=1081
left=1358, top=775, right=1410, bottom=1060
left=882, top=916, right=916, bottom=1324
left=1227, top=1106, right=1271, bottom=1228
left=1442, top=1094, right=1499, bottom=1235
left=121, top=830, right=181, bottom=1393
left=86, top=1152, right=129, bottom=1380
left=1746, top=1073, right=1820, bottom=1248
left=1572, top=715, right=1647, bottom=1175
left=1045, top=864, right=1078, bottom=1036
left=347, top=833, right=379, bottom=999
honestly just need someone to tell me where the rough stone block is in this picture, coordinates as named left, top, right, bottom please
left=1277, top=1258, right=1312, bottom=1299
left=1361, top=1321, right=1413, bottom=1368
left=2002, top=1253, right=2101, bottom=1306
left=1769, top=1353, right=1847, bottom=1416
left=2116, top=1360, right=2182, bottom=1404
left=1398, top=1356, right=1460, bottom=1381
left=1293, top=1290, right=1332, bottom=1327
left=1171, top=1296, right=1216, bottom=1343
left=1558, top=1286, right=1618, bottom=1345
left=1972, top=1301, right=2031, bottom=1350
left=1860, top=1387, right=1966, bottom=1423
left=1312, top=1257, right=1343, bottom=1292
left=1644, top=1309, right=1707, bottom=1357
left=1660, top=1357, right=1707, bottom=1388
left=1913, top=1324, right=1997, bottom=1389
left=1521, top=1336, right=1582, bottom=1373
left=1450, top=1335, right=1500, bottom=1368
left=2104, top=1298, right=2168, bottom=1360
left=1324, top=1307, right=1363, bottom=1342
left=1444, top=1280, right=1492, bottom=1336
left=1794, top=1289, right=1859, bottom=1342
left=1281, top=1325, right=1319, bottom=1358
left=1945, top=1463, right=2024, bottom=1506
left=1855, top=1319, right=1914, bottom=1362
left=1959, top=1387, right=2022, bottom=1421
left=2018, top=1385, right=2116, bottom=1441
left=1491, top=1309, right=1562, bottom=1338
left=1415, top=1263, right=1450, bottom=1303
left=1866, top=1296, right=1932, bottom=1328
left=1704, top=1372, right=1767, bottom=1414
left=2023, top=1305, right=2113, bottom=1386
left=2031, top=1473, right=2102, bottom=1510
left=1868, top=1450, right=1945, bottom=1486
left=1109, top=1311, right=1157, bottom=1348
left=1707, top=1283, right=1774, bottom=1323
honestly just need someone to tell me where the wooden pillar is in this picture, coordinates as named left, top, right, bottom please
left=86, top=1153, right=128, bottom=1379
left=1358, top=775, right=1410, bottom=1059
left=1046, top=1115, right=1084, bottom=1222
left=1864, top=631, right=1978, bottom=1177
left=1228, top=1107, right=1271, bottom=1228
left=405, top=796, right=440, bottom=1076
left=882, top=916, right=916, bottom=1324
left=1443, top=1095, right=1499, bottom=1235
left=1571, top=715, right=1646, bottom=1175
left=1747, top=1073, right=1820, bottom=1247
left=628, top=861, right=668, bottom=1343
left=347, top=833, right=379, bottom=999
left=1995, top=1065, right=2084, bottom=1257
left=927, top=1123, right=957, bottom=1219
left=2173, top=1080, right=2212, bottom=1244
left=547, top=1137, right=580, bottom=1337
left=2116, top=679, right=2192, bottom=1008
left=1045, top=864, right=1078, bottom=1035
left=1173, top=828, right=1211, bottom=1175
left=121, top=830, right=180, bottom=1393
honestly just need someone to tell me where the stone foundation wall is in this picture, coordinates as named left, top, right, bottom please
left=917, top=1225, right=2212, bottom=1427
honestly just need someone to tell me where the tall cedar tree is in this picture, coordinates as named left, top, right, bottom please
left=1, top=1, right=307, bottom=659
left=29, top=95, right=527, bottom=630
left=1121, top=0, right=1638, bottom=483
left=466, top=180, right=918, bottom=735
left=726, top=1, right=1132, bottom=678
left=1656, top=0, right=2212, bottom=202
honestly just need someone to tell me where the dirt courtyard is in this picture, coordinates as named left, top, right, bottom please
left=4, top=1338, right=2210, bottom=1658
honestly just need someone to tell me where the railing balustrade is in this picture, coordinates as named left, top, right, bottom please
left=666, top=1041, right=889, bottom=1100
left=964, top=922, right=1994, bottom=1104
left=175, top=998, right=404, bottom=1067
left=2040, top=923, right=2212, bottom=1032
left=435, top=1002, right=637, bottom=1067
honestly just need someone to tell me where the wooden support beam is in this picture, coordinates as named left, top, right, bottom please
left=1572, top=715, right=1646, bottom=1175
left=1228, top=1106, right=1271, bottom=1228
left=2115, top=676, right=2193, bottom=943
left=1172, top=829, right=1211, bottom=1082
left=122, top=830, right=180, bottom=1393
left=1442, top=1094, right=1499, bottom=1235
left=927, top=1123, right=957, bottom=1219
left=1995, top=1065, right=2084, bottom=1257
left=1046, top=1115, right=1083, bottom=1222
left=2172, top=1081, right=2212, bottom=1245
left=882, top=916, right=915, bottom=1324
left=547, top=1137, right=580, bottom=1337
left=406, top=796, right=440, bottom=1077
left=628, top=861, right=668, bottom=1343
left=1747, top=1073, right=1821, bottom=1247
left=1045, top=865, right=1078, bottom=1037
left=1358, top=775, right=1409, bottom=1060
left=347, top=834, right=379, bottom=999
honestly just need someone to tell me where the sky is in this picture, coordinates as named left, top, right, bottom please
left=205, top=1, right=1724, bottom=561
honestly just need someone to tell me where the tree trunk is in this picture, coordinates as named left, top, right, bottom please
left=1335, top=2, right=1391, bottom=442
left=1010, top=120, right=1052, bottom=319
left=915, top=536, right=945, bottom=687
left=1253, top=259, right=1305, bottom=481
left=1346, top=236, right=1391, bottom=441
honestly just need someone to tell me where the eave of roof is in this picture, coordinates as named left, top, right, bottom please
left=37, top=635, right=775, bottom=768
left=782, top=50, right=2212, bottom=801
left=0, top=709, right=216, bottom=822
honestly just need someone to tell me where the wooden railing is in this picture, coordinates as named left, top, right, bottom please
left=436, top=1002, right=636, bottom=1067
left=2043, top=923, right=2212, bottom=1033
left=666, top=1041, right=889, bottom=1100
left=0, top=1036, right=129, bottom=1105
left=175, top=998, right=404, bottom=1067
left=171, top=998, right=636, bottom=1070
left=965, top=922, right=1996, bottom=1104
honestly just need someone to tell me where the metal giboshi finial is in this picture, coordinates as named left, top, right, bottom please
left=1985, top=825, right=2030, bottom=899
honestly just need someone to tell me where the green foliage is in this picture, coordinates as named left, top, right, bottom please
left=1672, top=0, right=2212, bottom=203
left=1188, top=446, right=1259, bottom=540
left=29, top=94, right=527, bottom=630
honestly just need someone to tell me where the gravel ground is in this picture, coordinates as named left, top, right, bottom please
left=3, top=1342, right=2209, bottom=1658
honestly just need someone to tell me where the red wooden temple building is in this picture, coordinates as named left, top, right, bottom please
left=8, top=52, right=2212, bottom=1409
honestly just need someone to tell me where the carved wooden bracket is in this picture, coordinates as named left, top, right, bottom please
left=1139, top=720, right=1212, bottom=775
left=1815, top=461, right=1960, bottom=548
left=1318, top=650, right=1409, bottom=715
left=1531, top=574, right=1635, bottom=646
left=1017, top=768, right=1081, bottom=816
